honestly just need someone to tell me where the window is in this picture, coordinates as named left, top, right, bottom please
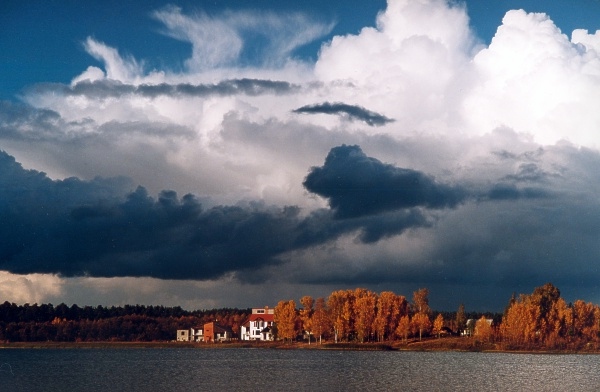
left=256, top=309, right=265, bottom=314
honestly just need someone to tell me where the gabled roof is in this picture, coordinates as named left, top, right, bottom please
left=247, top=313, right=274, bottom=322
left=242, top=313, right=275, bottom=327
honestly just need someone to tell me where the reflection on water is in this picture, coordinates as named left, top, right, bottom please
left=1, top=348, right=599, bottom=391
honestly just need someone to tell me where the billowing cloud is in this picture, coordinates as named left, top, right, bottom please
left=465, top=9, right=600, bottom=147
left=0, top=271, right=63, bottom=304
left=0, top=148, right=437, bottom=280
left=3, top=0, right=600, bottom=310
left=293, top=102, right=394, bottom=126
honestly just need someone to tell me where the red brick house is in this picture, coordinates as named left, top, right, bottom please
left=203, top=322, right=233, bottom=342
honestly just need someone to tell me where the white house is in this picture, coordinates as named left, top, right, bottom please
left=241, top=307, right=275, bottom=341
left=176, top=329, right=190, bottom=342
left=190, top=326, right=204, bottom=342
left=176, top=326, right=203, bottom=342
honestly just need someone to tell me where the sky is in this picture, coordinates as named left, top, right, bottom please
left=2, top=0, right=600, bottom=312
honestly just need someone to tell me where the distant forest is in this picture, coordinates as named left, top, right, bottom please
left=0, top=303, right=249, bottom=342
left=1, top=283, right=599, bottom=350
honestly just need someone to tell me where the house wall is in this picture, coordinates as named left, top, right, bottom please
left=204, top=323, right=215, bottom=343
left=190, top=327, right=203, bottom=342
left=203, top=322, right=231, bottom=342
left=252, top=306, right=274, bottom=315
left=176, top=329, right=190, bottom=342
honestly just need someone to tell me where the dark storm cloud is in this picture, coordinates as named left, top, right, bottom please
left=292, top=102, right=394, bottom=126
left=486, top=183, right=551, bottom=200
left=29, top=78, right=300, bottom=99
left=303, top=145, right=467, bottom=218
left=0, top=144, right=562, bottom=285
left=0, top=149, right=433, bottom=280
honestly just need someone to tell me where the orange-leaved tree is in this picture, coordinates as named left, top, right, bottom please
left=475, top=315, right=493, bottom=342
left=396, top=315, right=411, bottom=342
left=354, top=289, right=377, bottom=343
left=300, top=296, right=314, bottom=344
left=411, top=288, right=431, bottom=341
left=311, top=297, right=330, bottom=344
left=274, top=300, right=297, bottom=342
left=328, top=290, right=350, bottom=343
left=411, top=312, right=432, bottom=341
left=432, top=314, right=444, bottom=338
left=374, top=292, right=408, bottom=342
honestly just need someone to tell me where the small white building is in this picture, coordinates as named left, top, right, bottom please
left=190, top=327, right=204, bottom=342
left=176, top=329, right=190, bottom=342
left=176, top=326, right=203, bottom=342
left=241, top=307, right=275, bottom=341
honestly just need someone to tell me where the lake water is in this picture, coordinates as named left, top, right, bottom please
left=1, top=348, right=599, bottom=391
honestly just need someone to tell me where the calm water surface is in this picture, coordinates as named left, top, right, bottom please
left=1, top=348, right=599, bottom=391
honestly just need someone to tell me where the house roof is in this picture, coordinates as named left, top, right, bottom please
left=204, top=322, right=233, bottom=333
left=242, top=313, right=275, bottom=327
left=247, top=313, right=274, bottom=322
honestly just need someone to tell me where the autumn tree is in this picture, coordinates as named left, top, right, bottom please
left=300, top=296, right=314, bottom=344
left=393, top=295, right=409, bottom=326
left=546, top=297, right=572, bottom=347
left=374, top=291, right=394, bottom=342
left=374, top=292, right=408, bottom=342
left=530, top=282, right=561, bottom=340
left=501, top=294, right=539, bottom=346
left=432, top=314, right=444, bottom=338
left=396, top=315, right=411, bottom=342
left=410, top=288, right=431, bottom=341
left=572, top=300, right=600, bottom=341
left=411, top=312, right=431, bottom=341
left=354, top=289, right=377, bottom=343
left=475, top=315, right=493, bottom=342
left=456, top=303, right=466, bottom=335
left=311, top=297, right=330, bottom=344
left=412, top=288, right=431, bottom=316
left=274, top=300, right=297, bottom=342
left=328, top=290, right=350, bottom=343
left=342, top=290, right=357, bottom=341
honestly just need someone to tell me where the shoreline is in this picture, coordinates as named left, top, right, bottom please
left=2, top=338, right=599, bottom=354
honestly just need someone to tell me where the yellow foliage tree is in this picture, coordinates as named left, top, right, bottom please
left=274, top=300, right=297, bottom=342
left=411, top=312, right=431, bottom=341
left=374, top=291, right=396, bottom=342
left=354, top=289, right=377, bottom=343
left=396, top=315, right=411, bottom=342
left=311, top=297, right=330, bottom=344
left=300, top=296, right=314, bottom=344
left=475, top=315, right=492, bottom=342
left=432, top=314, right=444, bottom=338
left=327, top=290, right=350, bottom=343
left=412, top=288, right=431, bottom=315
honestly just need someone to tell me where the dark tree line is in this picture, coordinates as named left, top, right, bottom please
left=0, top=302, right=249, bottom=342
